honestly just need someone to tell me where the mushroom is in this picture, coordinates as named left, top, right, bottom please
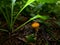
left=31, top=22, right=40, bottom=32
left=31, top=22, right=40, bottom=39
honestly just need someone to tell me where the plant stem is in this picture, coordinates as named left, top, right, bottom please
left=12, top=18, right=31, bottom=32
left=13, top=15, right=40, bottom=32
left=11, top=0, right=16, bottom=32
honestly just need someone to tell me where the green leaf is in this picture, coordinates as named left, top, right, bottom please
left=0, top=29, right=8, bottom=32
left=30, top=14, right=49, bottom=20
left=12, top=0, right=16, bottom=5
left=0, top=8, right=9, bottom=26
left=10, top=0, right=16, bottom=30
left=13, top=0, right=35, bottom=24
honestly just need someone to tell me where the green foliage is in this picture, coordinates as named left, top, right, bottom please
left=0, top=0, right=50, bottom=33
left=0, top=29, right=8, bottom=32
left=36, top=0, right=57, bottom=4
left=0, top=0, right=35, bottom=32
left=25, top=34, right=35, bottom=43
left=13, top=0, right=35, bottom=24
left=0, top=0, right=60, bottom=44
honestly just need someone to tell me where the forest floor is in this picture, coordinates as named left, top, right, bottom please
left=0, top=15, right=60, bottom=45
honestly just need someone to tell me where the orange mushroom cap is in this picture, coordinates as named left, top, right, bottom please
left=31, top=22, right=40, bottom=28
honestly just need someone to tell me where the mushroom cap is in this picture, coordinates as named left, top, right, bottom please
left=31, top=22, right=40, bottom=28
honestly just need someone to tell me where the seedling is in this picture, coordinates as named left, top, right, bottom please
left=0, top=0, right=35, bottom=32
left=0, top=0, right=49, bottom=33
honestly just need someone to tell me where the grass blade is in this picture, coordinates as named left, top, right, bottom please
left=5, top=7, right=10, bottom=26
left=10, top=0, right=16, bottom=31
left=0, top=8, right=9, bottom=25
left=13, top=0, right=35, bottom=24
left=0, top=29, right=8, bottom=32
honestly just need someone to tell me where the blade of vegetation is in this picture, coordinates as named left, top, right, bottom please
left=5, top=7, right=10, bottom=26
left=0, top=29, right=8, bottom=32
left=0, top=8, right=9, bottom=26
left=13, top=0, right=35, bottom=24
left=10, top=0, right=16, bottom=31
left=13, top=15, right=49, bottom=32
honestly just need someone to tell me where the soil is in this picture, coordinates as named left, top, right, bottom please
left=0, top=15, right=60, bottom=45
